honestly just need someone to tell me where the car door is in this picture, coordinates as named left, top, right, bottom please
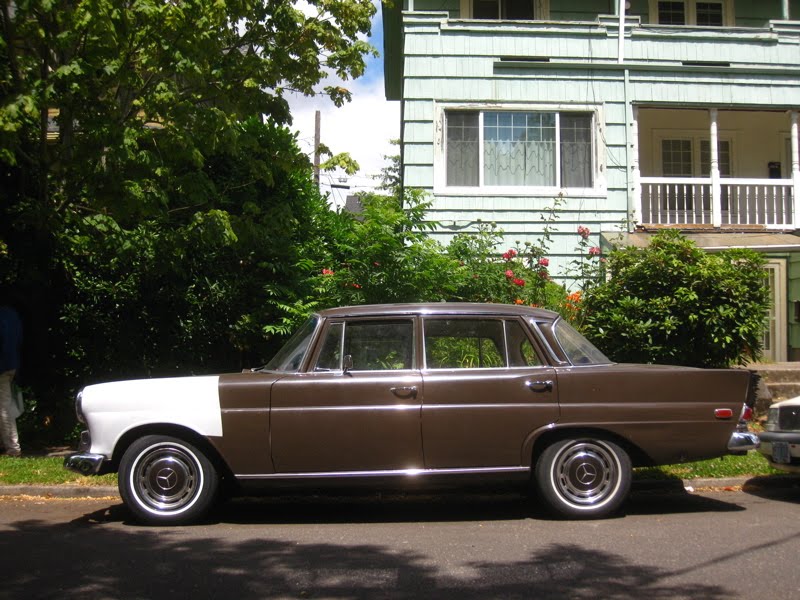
left=420, top=316, right=559, bottom=469
left=270, top=317, right=424, bottom=473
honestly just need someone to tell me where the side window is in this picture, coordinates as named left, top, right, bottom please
left=506, top=320, right=543, bottom=367
left=424, top=319, right=506, bottom=369
left=315, top=320, right=414, bottom=371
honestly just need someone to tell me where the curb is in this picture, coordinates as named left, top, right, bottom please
left=0, top=485, right=118, bottom=498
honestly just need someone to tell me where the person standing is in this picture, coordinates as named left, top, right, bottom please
left=0, top=304, right=22, bottom=456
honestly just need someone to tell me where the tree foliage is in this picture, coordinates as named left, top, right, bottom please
left=580, top=230, right=770, bottom=368
left=0, top=0, right=376, bottom=442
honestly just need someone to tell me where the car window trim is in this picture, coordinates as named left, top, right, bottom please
left=308, top=316, right=418, bottom=373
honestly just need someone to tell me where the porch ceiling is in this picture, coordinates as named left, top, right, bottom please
left=603, top=232, right=800, bottom=253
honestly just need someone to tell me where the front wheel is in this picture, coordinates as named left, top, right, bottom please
left=119, top=435, right=219, bottom=525
left=534, top=437, right=631, bottom=519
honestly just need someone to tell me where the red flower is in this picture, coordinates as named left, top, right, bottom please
left=513, top=278, right=525, bottom=287
left=502, top=248, right=518, bottom=260
left=322, top=268, right=334, bottom=276
left=514, top=298, right=524, bottom=305
left=505, top=269, right=514, bottom=278
left=538, top=257, right=549, bottom=267
left=352, top=283, right=362, bottom=289
left=578, top=226, right=591, bottom=239
left=589, top=246, right=601, bottom=256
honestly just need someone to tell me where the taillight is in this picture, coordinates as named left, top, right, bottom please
left=715, top=408, right=734, bottom=419
left=740, top=404, right=754, bottom=422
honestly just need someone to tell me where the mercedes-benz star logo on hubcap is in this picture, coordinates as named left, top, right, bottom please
left=156, top=468, right=177, bottom=491
left=576, top=463, right=597, bottom=485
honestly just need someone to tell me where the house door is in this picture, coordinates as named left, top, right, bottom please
left=762, top=259, right=787, bottom=363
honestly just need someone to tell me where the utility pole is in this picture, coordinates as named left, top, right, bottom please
left=313, top=110, right=321, bottom=187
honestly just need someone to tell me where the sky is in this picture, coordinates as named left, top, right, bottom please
left=287, top=3, right=400, bottom=208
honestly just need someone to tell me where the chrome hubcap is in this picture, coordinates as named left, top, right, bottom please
left=553, top=441, right=618, bottom=507
left=132, top=444, right=200, bottom=513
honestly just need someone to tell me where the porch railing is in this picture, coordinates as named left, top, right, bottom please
left=640, top=177, right=795, bottom=228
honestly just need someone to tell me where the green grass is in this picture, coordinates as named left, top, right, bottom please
left=634, top=450, right=784, bottom=480
left=0, top=456, right=117, bottom=486
left=0, top=451, right=787, bottom=487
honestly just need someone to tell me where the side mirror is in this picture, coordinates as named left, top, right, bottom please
left=342, top=354, right=354, bottom=375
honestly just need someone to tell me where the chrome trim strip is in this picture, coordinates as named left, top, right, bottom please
left=235, top=466, right=529, bottom=479
left=422, top=403, right=544, bottom=409
left=271, top=404, right=419, bottom=412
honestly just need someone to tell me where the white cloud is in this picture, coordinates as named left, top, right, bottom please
left=287, top=4, right=399, bottom=207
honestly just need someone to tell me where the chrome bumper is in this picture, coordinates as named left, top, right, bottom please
left=64, top=453, right=107, bottom=475
left=727, top=429, right=760, bottom=453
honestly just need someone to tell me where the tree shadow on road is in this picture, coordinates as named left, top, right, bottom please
left=2, top=515, right=732, bottom=600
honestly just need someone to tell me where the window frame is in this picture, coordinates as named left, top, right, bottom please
left=653, top=130, right=736, bottom=178
left=436, top=103, right=604, bottom=196
left=421, top=316, right=546, bottom=371
left=648, top=0, right=734, bottom=27
left=460, top=0, right=549, bottom=20
left=311, top=317, right=417, bottom=373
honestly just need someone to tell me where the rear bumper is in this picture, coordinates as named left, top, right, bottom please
left=64, top=453, right=107, bottom=476
left=727, top=430, right=760, bottom=453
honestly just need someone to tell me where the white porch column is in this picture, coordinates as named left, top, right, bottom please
left=783, top=0, right=790, bottom=20
left=792, top=111, right=799, bottom=227
left=631, top=105, right=641, bottom=227
left=617, top=0, right=626, bottom=63
left=710, top=108, right=722, bottom=228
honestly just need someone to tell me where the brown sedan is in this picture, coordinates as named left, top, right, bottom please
left=65, top=303, right=758, bottom=524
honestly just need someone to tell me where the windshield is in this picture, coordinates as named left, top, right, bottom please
left=553, top=319, right=611, bottom=366
left=263, top=317, right=319, bottom=372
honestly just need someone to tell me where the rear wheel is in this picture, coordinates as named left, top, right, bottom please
left=119, top=435, right=219, bottom=525
left=534, top=437, right=631, bottom=519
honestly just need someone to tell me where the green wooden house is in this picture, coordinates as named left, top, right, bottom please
left=382, top=0, right=800, bottom=361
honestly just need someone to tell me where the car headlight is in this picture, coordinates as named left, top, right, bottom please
left=765, top=407, right=778, bottom=432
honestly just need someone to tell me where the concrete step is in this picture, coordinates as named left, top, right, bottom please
left=748, top=364, right=800, bottom=412
left=764, top=382, right=800, bottom=401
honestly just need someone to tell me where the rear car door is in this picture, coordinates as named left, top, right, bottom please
left=420, top=316, right=560, bottom=469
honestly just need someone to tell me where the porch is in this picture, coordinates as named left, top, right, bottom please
left=634, top=107, right=800, bottom=230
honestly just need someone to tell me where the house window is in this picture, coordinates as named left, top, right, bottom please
left=472, top=0, right=535, bottom=20
left=652, top=0, right=730, bottom=26
left=661, top=138, right=731, bottom=177
left=699, top=140, right=731, bottom=177
left=696, top=2, right=724, bottom=26
left=445, top=110, right=594, bottom=189
left=658, top=2, right=686, bottom=25
left=661, top=139, right=693, bottom=176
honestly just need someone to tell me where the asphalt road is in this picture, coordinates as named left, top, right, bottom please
left=1, top=484, right=798, bottom=600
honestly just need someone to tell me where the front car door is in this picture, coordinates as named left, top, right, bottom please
left=270, top=317, right=423, bottom=473
left=420, top=316, right=559, bottom=470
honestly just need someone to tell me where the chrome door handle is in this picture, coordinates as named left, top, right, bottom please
left=526, top=380, right=554, bottom=393
left=390, top=386, right=418, bottom=399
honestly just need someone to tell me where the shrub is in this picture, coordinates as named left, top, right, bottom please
left=580, top=230, right=769, bottom=368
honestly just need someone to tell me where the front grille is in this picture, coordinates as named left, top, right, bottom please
left=778, top=406, right=800, bottom=431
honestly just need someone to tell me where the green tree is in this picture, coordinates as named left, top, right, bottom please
left=0, top=0, right=376, bottom=441
left=580, top=230, right=770, bottom=368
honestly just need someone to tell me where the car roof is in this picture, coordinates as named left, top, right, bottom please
left=315, top=302, right=559, bottom=321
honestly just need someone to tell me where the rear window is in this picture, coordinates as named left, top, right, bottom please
left=553, top=319, right=611, bottom=366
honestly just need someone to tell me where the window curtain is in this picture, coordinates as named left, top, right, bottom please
left=446, top=112, right=479, bottom=186
left=560, top=114, right=593, bottom=188
left=483, top=112, right=555, bottom=186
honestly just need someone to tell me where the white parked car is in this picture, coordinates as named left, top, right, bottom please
left=758, top=396, right=800, bottom=473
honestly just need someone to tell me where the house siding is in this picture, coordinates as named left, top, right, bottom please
left=397, top=11, right=800, bottom=278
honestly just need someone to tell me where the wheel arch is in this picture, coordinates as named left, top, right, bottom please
left=111, top=424, right=235, bottom=485
left=528, top=426, right=653, bottom=470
